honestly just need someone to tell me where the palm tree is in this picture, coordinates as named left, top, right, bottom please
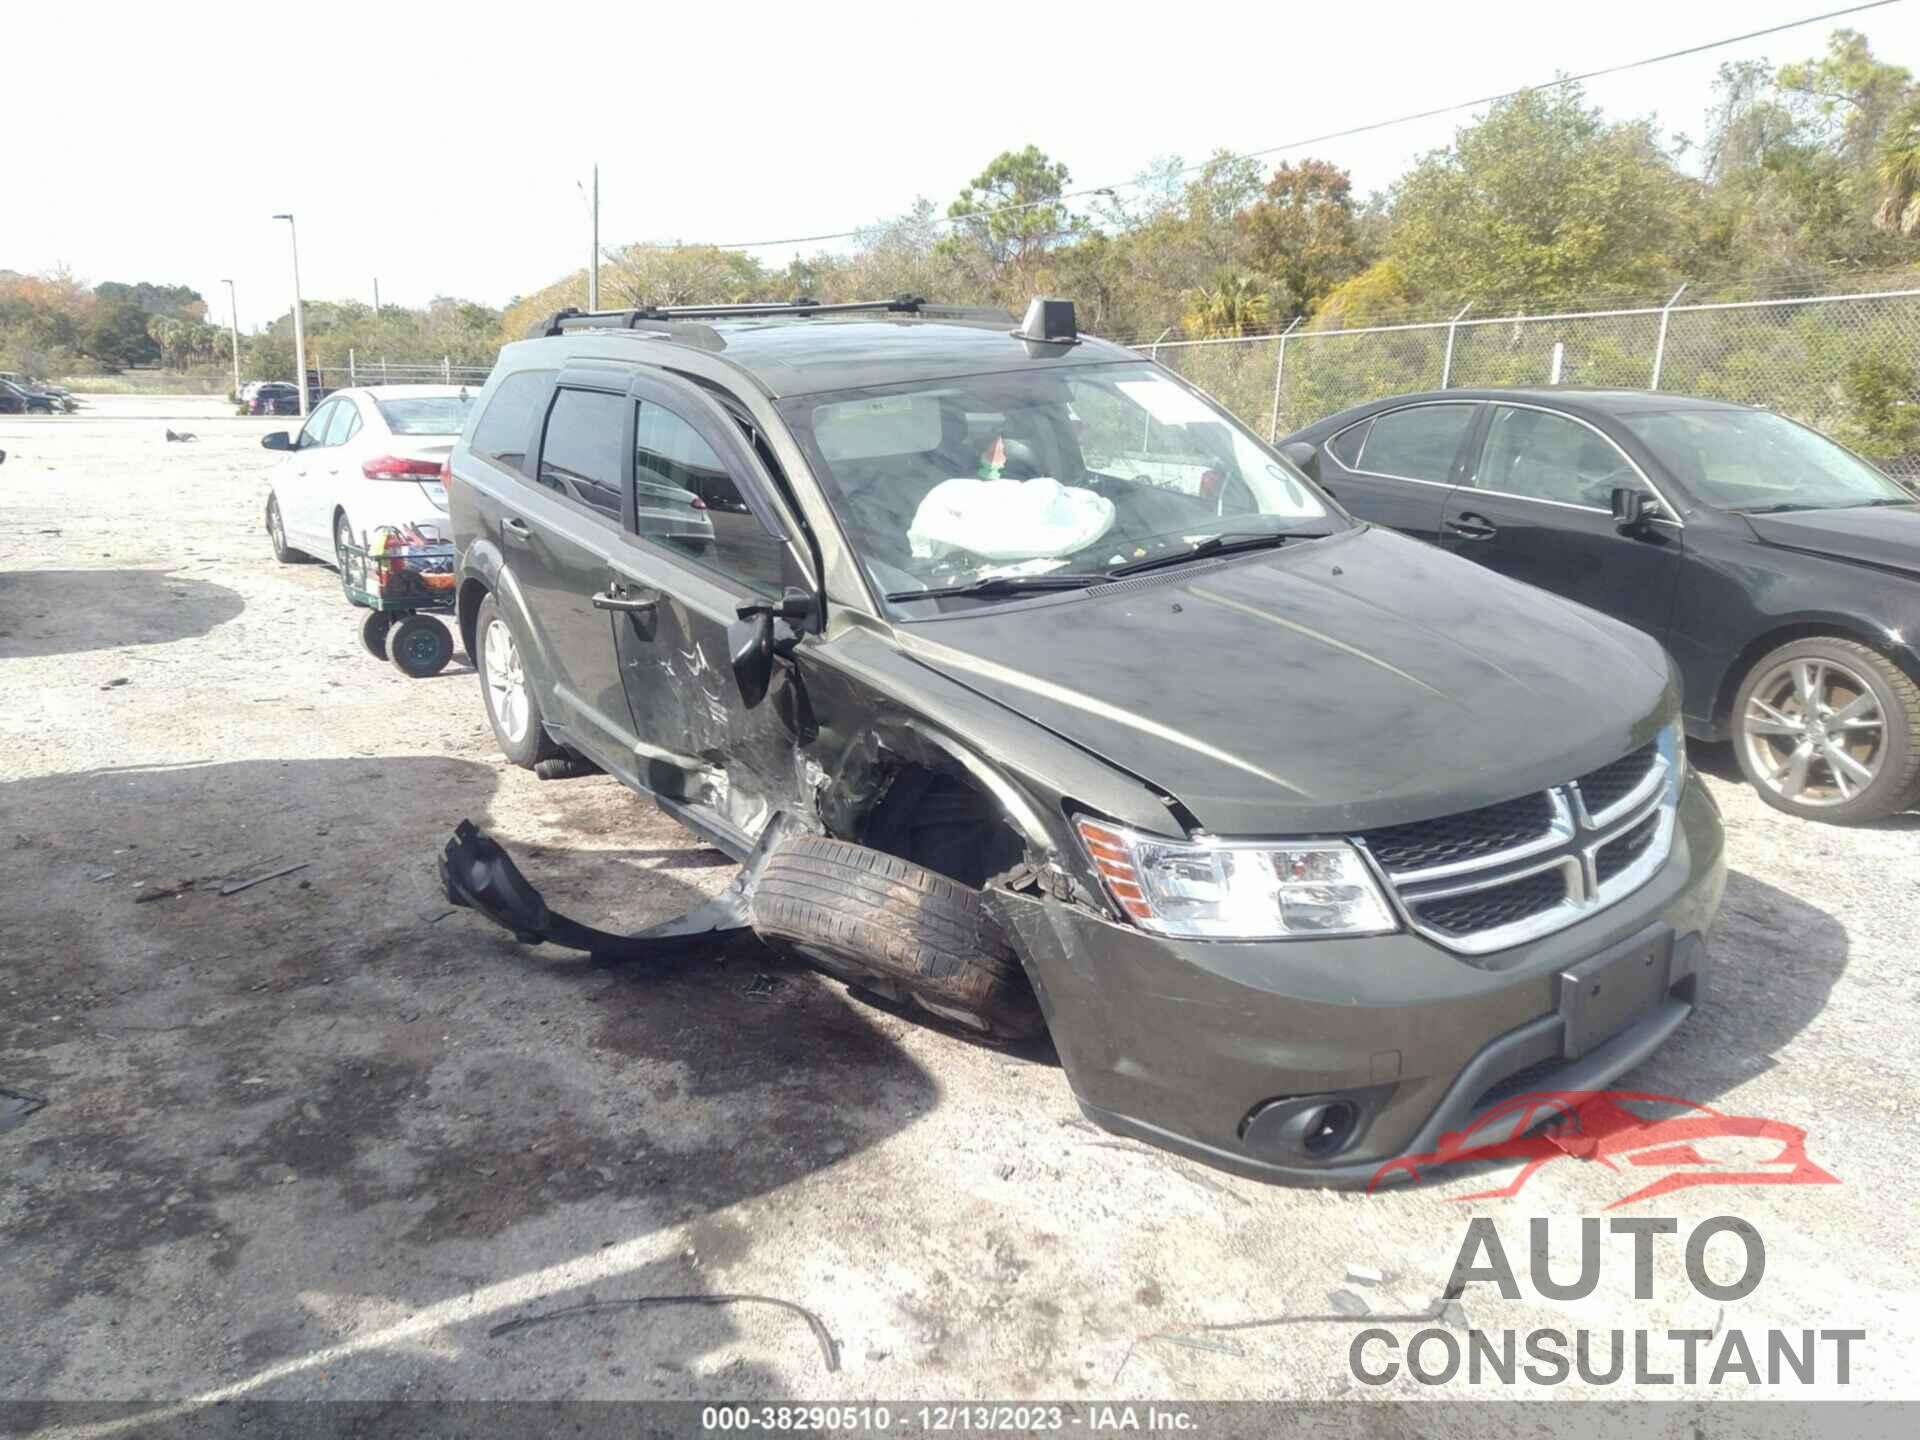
left=1874, top=96, right=1920, bottom=236
left=1182, top=271, right=1273, bottom=339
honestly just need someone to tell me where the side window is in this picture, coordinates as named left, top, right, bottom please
left=298, top=400, right=335, bottom=449
left=537, top=388, right=627, bottom=520
left=1357, top=404, right=1475, bottom=483
left=325, top=399, right=359, bottom=447
left=1475, top=406, right=1640, bottom=509
left=634, top=400, right=784, bottom=596
left=1327, top=419, right=1370, bottom=469
left=471, top=369, right=556, bottom=473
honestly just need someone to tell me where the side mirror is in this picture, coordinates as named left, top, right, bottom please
left=726, top=590, right=815, bottom=709
left=1279, top=440, right=1318, bottom=472
left=1611, top=487, right=1658, bottom=531
left=261, top=431, right=293, bottom=451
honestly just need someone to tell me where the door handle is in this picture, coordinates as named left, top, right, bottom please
left=593, top=587, right=658, bottom=615
left=1446, top=513, right=1498, bottom=541
left=501, top=517, right=533, bottom=545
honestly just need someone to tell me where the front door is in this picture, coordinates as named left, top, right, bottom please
left=1440, top=402, right=1681, bottom=643
left=606, top=379, right=813, bottom=851
left=514, top=382, right=644, bottom=776
left=1316, top=400, right=1480, bottom=539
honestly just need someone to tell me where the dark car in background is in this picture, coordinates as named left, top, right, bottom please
left=1282, top=389, right=1920, bottom=823
left=0, top=378, right=59, bottom=415
left=438, top=298, right=1725, bottom=1186
left=249, top=382, right=302, bottom=416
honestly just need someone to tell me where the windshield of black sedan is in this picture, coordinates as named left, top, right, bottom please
left=778, top=364, right=1335, bottom=606
left=1621, top=408, right=1910, bottom=512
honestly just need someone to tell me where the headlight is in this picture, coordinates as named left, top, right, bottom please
left=1661, top=720, right=1687, bottom=802
left=1075, top=818, right=1398, bottom=941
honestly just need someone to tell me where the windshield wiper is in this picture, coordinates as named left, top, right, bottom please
left=1107, top=529, right=1329, bottom=578
left=885, top=572, right=1113, bottom=603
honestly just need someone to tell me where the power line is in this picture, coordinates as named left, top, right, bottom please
left=643, top=0, right=1901, bottom=254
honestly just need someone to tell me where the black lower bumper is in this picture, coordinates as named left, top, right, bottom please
left=991, top=776, right=1727, bottom=1186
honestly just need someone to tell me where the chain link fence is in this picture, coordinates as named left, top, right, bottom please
left=1140, top=286, right=1920, bottom=481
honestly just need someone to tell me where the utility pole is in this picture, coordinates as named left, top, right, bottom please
left=373, top=277, right=381, bottom=315
left=590, top=163, right=600, bottom=311
left=272, top=213, right=309, bottom=418
left=221, top=278, right=241, bottom=400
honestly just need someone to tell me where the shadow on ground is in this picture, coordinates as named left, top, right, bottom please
left=0, top=569, right=245, bottom=659
left=0, top=757, right=933, bottom=1404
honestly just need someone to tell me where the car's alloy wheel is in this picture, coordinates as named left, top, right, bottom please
left=333, top=511, right=355, bottom=569
left=1741, top=655, right=1887, bottom=808
left=483, top=618, right=531, bottom=744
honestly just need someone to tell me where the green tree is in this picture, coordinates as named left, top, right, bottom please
left=942, top=146, right=1081, bottom=292
left=1874, top=96, right=1920, bottom=235
left=1244, top=158, right=1370, bottom=317
left=1181, top=270, right=1272, bottom=338
left=85, top=300, right=161, bottom=369
left=1385, top=85, right=1696, bottom=309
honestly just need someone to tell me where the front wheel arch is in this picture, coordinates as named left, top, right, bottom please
left=1710, top=620, right=1913, bottom=732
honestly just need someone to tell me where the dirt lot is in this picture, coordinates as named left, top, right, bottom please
left=3, top=396, right=1917, bottom=1414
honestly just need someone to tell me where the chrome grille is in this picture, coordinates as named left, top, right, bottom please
left=1574, top=742, right=1658, bottom=824
left=1360, top=791, right=1555, bottom=875
left=1355, top=728, right=1680, bottom=957
left=1413, top=867, right=1568, bottom=937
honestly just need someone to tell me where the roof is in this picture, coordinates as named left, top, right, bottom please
left=345, top=384, right=473, bottom=399
left=513, top=316, right=1141, bottom=399
left=1440, top=387, right=1750, bottom=415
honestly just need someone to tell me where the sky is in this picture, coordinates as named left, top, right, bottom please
left=6, top=0, right=1917, bottom=331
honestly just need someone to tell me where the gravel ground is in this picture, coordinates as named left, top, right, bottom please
left=2, top=396, right=1916, bottom=1417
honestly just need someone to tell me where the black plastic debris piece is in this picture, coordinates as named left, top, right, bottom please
left=1, top=1087, right=47, bottom=1134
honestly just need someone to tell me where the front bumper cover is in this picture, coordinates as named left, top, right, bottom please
left=989, top=774, right=1727, bottom=1186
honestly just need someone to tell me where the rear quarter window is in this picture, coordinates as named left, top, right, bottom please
left=471, top=370, right=555, bottom=472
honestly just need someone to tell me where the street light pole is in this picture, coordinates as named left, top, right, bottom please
left=220, top=278, right=241, bottom=400
left=590, top=163, right=600, bottom=311
left=272, top=213, right=309, bottom=419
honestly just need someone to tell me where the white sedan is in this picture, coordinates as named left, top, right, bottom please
left=262, top=385, right=475, bottom=566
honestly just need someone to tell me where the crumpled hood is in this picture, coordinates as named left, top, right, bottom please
left=1743, top=503, right=1920, bottom=578
left=899, top=528, right=1674, bottom=834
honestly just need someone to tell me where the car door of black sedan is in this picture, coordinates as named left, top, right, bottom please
left=1313, top=400, right=1480, bottom=540
left=1439, top=402, right=1682, bottom=644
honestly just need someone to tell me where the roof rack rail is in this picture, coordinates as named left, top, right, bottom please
left=538, top=295, right=1010, bottom=337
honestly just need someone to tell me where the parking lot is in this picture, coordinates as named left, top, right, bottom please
left=2, top=396, right=1917, bottom=1409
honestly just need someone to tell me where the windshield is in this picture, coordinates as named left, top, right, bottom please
left=376, top=394, right=475, bottom=436
left=1621, top=409, right=1910, bottom=512
left=778, top=363, right=1338, bottom=610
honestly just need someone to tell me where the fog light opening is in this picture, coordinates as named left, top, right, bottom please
left=1301, top=1101, right=1358, bottom=1157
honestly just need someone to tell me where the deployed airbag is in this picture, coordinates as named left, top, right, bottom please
left=908, top=476, right=1115, bottom=562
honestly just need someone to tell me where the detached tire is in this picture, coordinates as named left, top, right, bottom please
left=752, top=836, right=1045, bottom=1041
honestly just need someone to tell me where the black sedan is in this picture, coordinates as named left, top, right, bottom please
left=1282, top=388, right=1920, bottom=823
left=0, top=379, right=58, bottom=415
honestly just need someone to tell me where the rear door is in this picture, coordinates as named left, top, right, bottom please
left=1314, top=400, right=1479, bottom=539
left=1440, top=402, right=1682, bottom=643
left=607, top=375, right=813, bottom=851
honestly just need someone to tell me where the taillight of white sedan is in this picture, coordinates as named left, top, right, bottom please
left=261, top=385, right=475, bottom=568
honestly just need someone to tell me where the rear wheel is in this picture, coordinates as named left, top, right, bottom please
left=751, top=835, right=1046, bottom=1041
left=1733, top=636, right=1920, bottom=823
left=266, top=493, right=307, bottom=563
left=474, top=593, right=560, bottom=767
left=333, top=509, right=355, bottom=570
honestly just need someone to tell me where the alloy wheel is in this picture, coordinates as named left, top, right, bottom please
left=1740, top=656, right=1886, bottom=807
left=483, top=619, right=531, bottom=743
